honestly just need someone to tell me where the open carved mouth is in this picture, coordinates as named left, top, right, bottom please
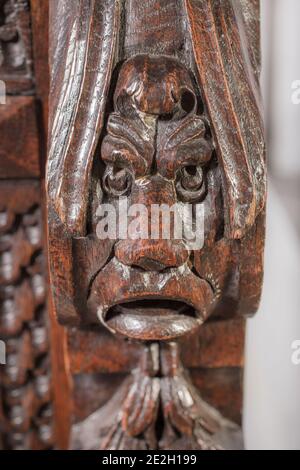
left=88, top=258, right=214, bottom=341
left=105, top=299, right=200, bottom=341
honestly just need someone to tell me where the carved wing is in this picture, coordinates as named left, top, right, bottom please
left=47, top=0, right=120, bottom=236
left=185, top=0, right=266, bottom=239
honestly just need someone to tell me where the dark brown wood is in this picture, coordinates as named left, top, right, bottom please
left=0, top=0, right=33, bottom=94
left=30, top=0, right=49, bottom=111
left=0, top=96, right=40, bottom=178
left=68, top=319, right=245, bottom=375
left=30, top=1, right=71, bottom=449
left=45, top=0, right=266, bottom=450
left=72, top=343, right=242, bottom=450
left=47, top=295, right=71, bottom=451
left=0, top=181, right=54, bottom=449
left=186, top=0, right=265, bottom=240
left=0, top=1, right=57, bottom=450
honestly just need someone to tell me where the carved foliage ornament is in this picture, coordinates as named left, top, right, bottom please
left=47, top=0, right=266, bottom=450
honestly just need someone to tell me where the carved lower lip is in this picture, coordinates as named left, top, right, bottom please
left=105, top=299, right=200, bottom=341
left=88, top=258, right=214, bottom=341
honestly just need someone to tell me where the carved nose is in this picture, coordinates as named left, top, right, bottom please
left=115, top=239, right=189, bottom=272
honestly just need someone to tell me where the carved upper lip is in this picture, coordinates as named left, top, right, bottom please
left=88, top=258, right=214, bottom=341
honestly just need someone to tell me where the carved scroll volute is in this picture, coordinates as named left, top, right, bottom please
left=47, top=0, right=266, bottom=450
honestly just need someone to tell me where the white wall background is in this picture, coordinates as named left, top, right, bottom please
left=244, top=0, right=300, bottom=450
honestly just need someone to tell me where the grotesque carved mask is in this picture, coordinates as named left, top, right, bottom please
left=47, top=0, right=266, bottom=450
left=88, top=54, right=216, bottom=340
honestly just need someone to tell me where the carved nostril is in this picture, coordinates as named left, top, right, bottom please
left=180, top=89, right=196, bottom=114
left=131, top=258, right=169, bottom=272
left=115, top=240, right=189, bottom=271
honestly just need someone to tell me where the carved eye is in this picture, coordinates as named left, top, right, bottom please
left=176, top=165, right=206, bottom=202
left=103, top=164, right=133, bottom=197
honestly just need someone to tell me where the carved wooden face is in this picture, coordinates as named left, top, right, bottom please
left=87, top=55, right=230, bottom=341
left=47, top=2, right=266, bottom=343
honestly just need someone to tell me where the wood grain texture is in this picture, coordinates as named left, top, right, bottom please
left=47, top=294, right=71, bottom=450
left=30, top=0, right=49, bottom=109
left=30, top=0, right=49, bottom=175
left=47, top=0, right=120, bottom=236
left=30, top=0, right=71, bottom=449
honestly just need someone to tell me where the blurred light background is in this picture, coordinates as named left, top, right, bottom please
left=244, top=0, right=300, bottom=449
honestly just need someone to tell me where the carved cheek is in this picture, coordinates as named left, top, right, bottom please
left=193, top=240, right=232, bottom=300
left=192, top=167, right=232, bottom=306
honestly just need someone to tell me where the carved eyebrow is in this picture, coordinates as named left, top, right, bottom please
left=162, top=115, right=206, bottom=150
left=158, top=115, right=213, bottom=178
left=101, top=137, right=147, bottom=176
left=101, top=113, right=155, bottom=176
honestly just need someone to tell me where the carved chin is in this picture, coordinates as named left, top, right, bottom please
left=88, top=258, right=214, bottom=341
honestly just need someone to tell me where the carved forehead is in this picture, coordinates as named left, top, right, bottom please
left=114, top=55, right=196, bottom=116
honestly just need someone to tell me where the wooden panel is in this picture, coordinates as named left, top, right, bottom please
left=190, top=367, right=243, bottom=424
left=30, top=0, right=49, bottom=107
left=30, top=0, right=49, bottom=171
left=72, top=373, right=125, bottom=424
left=181, top=318, right=245, bottom=369
left=0, top=96, right=39, bottom=178
left=68, top=319, right=244, bottom=374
